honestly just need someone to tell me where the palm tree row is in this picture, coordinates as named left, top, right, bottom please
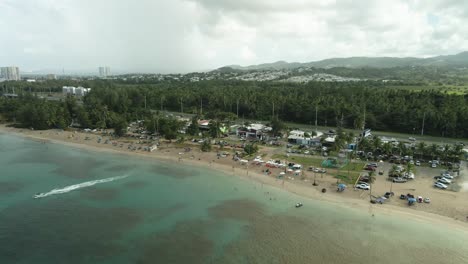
left=357, top=136, right=463, bottom=162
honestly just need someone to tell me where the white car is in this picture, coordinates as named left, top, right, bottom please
left=404, top=172, right=415, bottom=179
left=438, top=178, right=452, bottom=184
left=415, top=160, right=421, bottom=166
left=441, top=173, right=453, bottom=179
left=434, top=182, right=448, bottom=189
left=356, top=184, right=370, bottom=190
left=424, top=197, right=431, bottom=203
left=431, top=163, right=437, bottom=168
left=304, top=150, right=310, bottom=154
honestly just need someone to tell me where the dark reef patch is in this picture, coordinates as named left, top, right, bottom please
left=137, top=220, right=214, bottom=264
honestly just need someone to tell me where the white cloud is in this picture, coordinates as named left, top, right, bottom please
left=0, top=0, right=468, bottom=73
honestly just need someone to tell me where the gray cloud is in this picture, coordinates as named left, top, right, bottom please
left=1, top=0, right=468, bottom=73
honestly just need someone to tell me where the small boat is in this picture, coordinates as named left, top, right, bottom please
left=295, top=203, right=303, bottom=208
left=33, top=193, right=46, bottom=199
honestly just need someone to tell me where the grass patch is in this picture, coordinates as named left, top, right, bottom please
left=326, top=167, right=361, bottom=184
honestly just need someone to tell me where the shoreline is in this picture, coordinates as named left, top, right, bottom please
left=1, top=125, right=467, bottom=231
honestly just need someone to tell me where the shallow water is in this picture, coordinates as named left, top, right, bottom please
left=0, top=133, right=467, bottom=264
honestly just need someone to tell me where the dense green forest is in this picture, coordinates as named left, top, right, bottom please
left=1, top=79, right=467, bottom=138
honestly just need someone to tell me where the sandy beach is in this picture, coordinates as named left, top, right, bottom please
left=1, top=124, right=467, bottom=231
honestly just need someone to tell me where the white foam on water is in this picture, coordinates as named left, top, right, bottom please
left=33, top=175, right=128, bottom=199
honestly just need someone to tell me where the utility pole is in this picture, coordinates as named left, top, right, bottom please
left=156, top=116, right=159, bottom=134
left=200, top=98, right=203, bottom=115
left=340, top=112, right=344, bottom=128
left=180, top=98, right=183, bottom=113
left=272, top=101, right=275, bottom=120
left=421, top=112, right=426, bottom=136
left=236, top=98, right=239, bottom=118
left=315, top=105, right=318, bottom=133
left=362, top=106, right=366, bottom=130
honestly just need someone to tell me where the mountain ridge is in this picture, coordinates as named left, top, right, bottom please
left=221, top=51, right=468, bottom=71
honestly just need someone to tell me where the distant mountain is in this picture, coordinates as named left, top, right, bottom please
left=222, top=51, right=468, bottom=70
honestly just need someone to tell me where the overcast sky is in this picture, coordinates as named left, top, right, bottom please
left=1, top=0, right=468, bottom=73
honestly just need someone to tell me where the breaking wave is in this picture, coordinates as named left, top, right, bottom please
left=34, top=175, right=128, bottom=199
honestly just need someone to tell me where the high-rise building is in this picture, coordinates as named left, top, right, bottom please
left=99, top=66, right=111, bottom=78
left=0, top=67, right=20, bottom=81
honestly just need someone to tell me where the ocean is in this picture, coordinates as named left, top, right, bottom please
left=0, top=133, right=467, bottom=264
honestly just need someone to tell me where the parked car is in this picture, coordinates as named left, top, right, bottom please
left=303, top=150, right=310, bottom=155
left=364, top=165, right=376, bottom=171
left=441, top=173, right=453, bottom=179
left=438, top=178, right=452, bottom=184
left=357, top=182, right=370, bottom=187
left=431, top=163, right=437, bottom=168
left=434, top=182, right=448, bottom=189
left=403, top=172, right=415, bottom=179
left=393, top=177, right=407, bottom=183
left=434, top=175, right=444, bottom=180
left=423, top=197, right=431, bottom=203
left=356, top=184, right=370, bottom=190
left=415, top=160, right=421, bottom=166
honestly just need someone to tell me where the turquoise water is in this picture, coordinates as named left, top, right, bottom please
left=0, top=133, right=467, bottom=264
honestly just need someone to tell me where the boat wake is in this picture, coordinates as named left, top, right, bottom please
left=33, top=175, right=128, bottom=199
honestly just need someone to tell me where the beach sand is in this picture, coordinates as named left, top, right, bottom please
left=1, top=124, right=467, bottom=231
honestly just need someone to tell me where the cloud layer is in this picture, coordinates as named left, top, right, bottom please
left=1, top=0, right=468, bottom=73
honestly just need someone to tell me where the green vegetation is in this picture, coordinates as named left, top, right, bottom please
left=1, top=78, right=468, bottom=138
left=201, top=140, right=212, bottom=152
left=243, top=143, right=259, bottom=155
left=357, top=135, right=464, bottom=162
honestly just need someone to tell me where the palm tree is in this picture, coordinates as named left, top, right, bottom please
left=368, top=170, right=375, bottom=201
left=442, top=144, right=451, bottom=163
left=368, top=170, right=376, bottom=184
left=406, top=162, right=414, bottom=174
left=452, top=143, right=464, bottom=162
left=430, top=143, right=439, bottom=160
left=372, top=135, right=382, bottom=152
left=389, top=164, right=399, bottom=177
left=397, top=142, right=407, bottom=156
left=382, top=142, right=392, bottom=156
left=416, top=141, right=426, bottom=160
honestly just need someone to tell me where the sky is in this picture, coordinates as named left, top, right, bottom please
left=1, top=0, right=468, bottom=74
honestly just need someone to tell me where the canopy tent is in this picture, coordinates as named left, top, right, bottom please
left=337, top=183, right=346, bottom=192
left=321, top=157, right=349, bottom=169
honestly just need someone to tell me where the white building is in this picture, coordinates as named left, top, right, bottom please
left=63, top=86, right=91, bottom=96
left=288, top=130, right=322, bottom=146
left=62, top=86, right=75, bottom=95
left=99, top=66, right=111, bottom=78
left=75, top=87, right=91, bottom=96
left=0, top=66, right=20, bottom=81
